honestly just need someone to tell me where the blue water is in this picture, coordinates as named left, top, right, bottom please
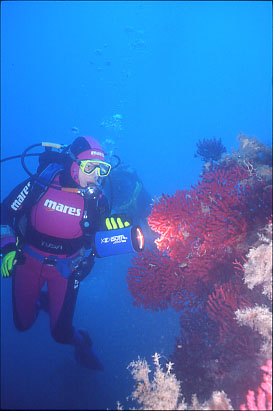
left=1, top=1, right=271, bottom=409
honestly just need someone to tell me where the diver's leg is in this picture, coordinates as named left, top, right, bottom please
left=12, top=253, right=45, bottom=331
left=47, top=267, right=78, bottom=344
left=47, top=269, right=103, bottom=370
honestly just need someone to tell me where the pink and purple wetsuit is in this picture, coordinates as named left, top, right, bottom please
left=1, top=173, right=109, bottom=344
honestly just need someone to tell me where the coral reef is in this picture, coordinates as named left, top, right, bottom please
left=236, top=133, right=272, bottom=167
left=126, top=134, right=272, bottom=408
left=235, top=305, right=272, bottom=359
left=122, top=353, right=235, bottom=410
left=194, top=136, right=227, bottom=162
left=122, top=355, right=271, bottom=411
left=235, top=221, right=272, bottom=363
left=241, top=223, right=272, bottom=300
left=128, top=162, right=271, bottom=311
left=220, top=133, right=272, bottom=184
left=127, top=353, right=187, bottom=410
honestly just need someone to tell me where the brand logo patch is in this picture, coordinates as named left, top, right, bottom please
left=91, top=150, right=104, bottom=158
left=11, top=182, right=31, bottom=211
left=41, top=240, right=63, bottom=250
left=101, top=235, right=128, bottom=245
left=44, top=199, right=81, bottom=216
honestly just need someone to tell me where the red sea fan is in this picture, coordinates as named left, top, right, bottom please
left=148, top=165, right=250, bottom=266
left=216, top=327, right=261, bottom=378
left=207, top=280, right=250, bottom=320
left=148, top=189, right=201, bottom=263
left=207, top=280, right=250, bottom=340
left=127, top=248, right=186, bottom=311
left=140, top=166, right=251, bottom=293
left=206, top=279, right=262, bottom=378
left=127, top=163, right=271, bottom=310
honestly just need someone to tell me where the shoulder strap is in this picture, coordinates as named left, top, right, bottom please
left=14, top=163, right=65, bottom=240
left=29, top=163, right=64, bottom=204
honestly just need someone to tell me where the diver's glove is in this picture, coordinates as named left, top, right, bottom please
left=105, top=215, right=131, bottom=230
left=72, top=251, right=95, bottom=282
left=1, top=241, right=25, bottom=278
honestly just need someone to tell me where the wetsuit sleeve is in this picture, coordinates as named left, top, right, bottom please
left=1, top=179, right=31, bottom=250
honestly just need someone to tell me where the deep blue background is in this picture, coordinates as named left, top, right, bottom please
left=1, top=1, right=272, bottom=409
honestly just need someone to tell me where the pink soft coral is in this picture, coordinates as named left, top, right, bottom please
left=240, top=360, right=272, bottom=411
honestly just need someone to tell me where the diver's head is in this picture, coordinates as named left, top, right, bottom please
left=69, top=136, right=111, bottom=188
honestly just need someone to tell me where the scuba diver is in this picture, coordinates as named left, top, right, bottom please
left=104, top=164, right=152, bottom=227
left=0, top=136, right=139, bottom=370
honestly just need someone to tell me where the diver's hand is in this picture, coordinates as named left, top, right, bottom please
left=105, top=215, right=131, bottom=230
left=1, top=242, right=25, bottom=278
left=1, top=244, right=23, bottom=278
left=1, top=250, right=17, bottom=278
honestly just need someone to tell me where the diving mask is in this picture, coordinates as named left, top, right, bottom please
left=79, top=160, right=111, bottom=177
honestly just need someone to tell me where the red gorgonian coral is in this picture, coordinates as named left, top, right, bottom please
left=127, top=164, right=269, bottom=310
left=207, top=280, right=250, bottom=340
left=148, top=165, right=250, bottom=263
left=127, top=157, right=272, bottom=405
left=127, top=248, right=186, bottom=311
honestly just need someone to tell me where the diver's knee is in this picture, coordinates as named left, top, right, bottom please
left=13, top=318, right=33, bottom=332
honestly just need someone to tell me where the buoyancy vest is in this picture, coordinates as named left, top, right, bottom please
left=23, top=163, right=103, bottom=256
left=26, top=179, right=85, bottom=255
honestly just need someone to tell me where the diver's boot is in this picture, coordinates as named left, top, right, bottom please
left=72, top=329, right=104, bottom=371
